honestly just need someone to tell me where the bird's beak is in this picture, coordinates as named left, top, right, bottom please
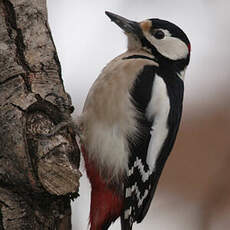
left=105, top=11, right=142, bottom=38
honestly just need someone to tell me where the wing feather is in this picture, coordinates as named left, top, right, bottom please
left=122, top=64, right=184, bottom=225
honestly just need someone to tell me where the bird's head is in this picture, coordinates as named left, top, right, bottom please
left=106, top=11, right=191, bottom=72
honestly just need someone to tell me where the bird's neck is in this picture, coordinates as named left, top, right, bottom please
left=126, top=35, right=155, bottom=60
left=127, top=34, right=142, bottom=51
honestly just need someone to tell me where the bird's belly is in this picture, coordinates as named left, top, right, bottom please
left=81, top=53, right=158, bottom=180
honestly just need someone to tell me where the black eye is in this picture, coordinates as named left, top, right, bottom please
left=153, top=30, right=165, bottom=39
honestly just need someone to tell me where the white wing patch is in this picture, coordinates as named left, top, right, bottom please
left=146, top=75, right=170, bottom=172
left=134, top=157, right=151, bottom=182
left=126, top=157, right=152, bottom=189
left=124, top=178, right=152, bottom=219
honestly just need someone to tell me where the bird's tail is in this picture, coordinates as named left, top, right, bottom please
left=120, top=213, right=133, bottom=230
left=81, top=144, right=123, bottom=230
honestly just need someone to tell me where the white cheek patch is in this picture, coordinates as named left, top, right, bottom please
left=144, top=30, right=189, bottom=60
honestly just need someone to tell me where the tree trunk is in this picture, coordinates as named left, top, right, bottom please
left=0, top=0, right=81, bottom=229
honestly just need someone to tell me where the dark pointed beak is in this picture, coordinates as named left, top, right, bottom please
left=105, top=11, right=142, bottom=38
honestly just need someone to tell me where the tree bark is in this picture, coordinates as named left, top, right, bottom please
left=0, top=0, right=81, bottom=229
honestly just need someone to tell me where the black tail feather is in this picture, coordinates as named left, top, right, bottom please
left=120, top=214, right=133, bottom=230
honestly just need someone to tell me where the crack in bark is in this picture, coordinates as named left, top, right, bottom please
left=10, top=103, right=25, bottom=112
left=21, top=73, right=32, bottom=92
left=0, top=208, right=4, bottom=230
left=0, top=201, right=10, bottom=209
left=0, top=74, right=21, bottom=86
left=2, top=0, right=32, bottom=92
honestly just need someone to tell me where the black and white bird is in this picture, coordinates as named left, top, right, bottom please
left=78, top=11, right=191, bottom=230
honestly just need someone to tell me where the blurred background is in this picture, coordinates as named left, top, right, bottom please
left=47, top=1, right=230, bottom=229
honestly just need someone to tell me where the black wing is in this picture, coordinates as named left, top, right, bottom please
left=121, top=64, right=184, bottom=228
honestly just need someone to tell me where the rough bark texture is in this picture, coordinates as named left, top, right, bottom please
left=0, top=0, right=81, bottom=229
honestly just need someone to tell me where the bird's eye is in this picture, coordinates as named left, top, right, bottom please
left=153, top=30, right=165, bottom=39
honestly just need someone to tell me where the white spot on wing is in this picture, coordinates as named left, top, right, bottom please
left=125, top=187, right=132, bottom=198
left=134, top=157, right=151, bottom=182
left=124, top=207, right=132, bottom=219
left=128, top=167, right=134, bottom=176
left=133, top=182, right=151, bottom=208
left=146, top=75, right=170, bottom=172
left=137, top=189, right=149, bottom=207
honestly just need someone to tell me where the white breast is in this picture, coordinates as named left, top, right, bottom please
left=146, top=75, right=170, bottom=172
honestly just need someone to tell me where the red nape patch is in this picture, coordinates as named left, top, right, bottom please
left=188, top=43, right=191, bottom=53
left=81, top=145, right=123, bottom=230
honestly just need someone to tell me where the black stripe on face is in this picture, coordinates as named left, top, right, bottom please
left=123, top=55, right=157, bottom=62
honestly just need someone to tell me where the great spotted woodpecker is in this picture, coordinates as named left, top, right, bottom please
left=78, top=11, right=191, bottom=230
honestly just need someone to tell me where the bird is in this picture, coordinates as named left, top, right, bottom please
left=78, top=11, right=191, bottom=230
